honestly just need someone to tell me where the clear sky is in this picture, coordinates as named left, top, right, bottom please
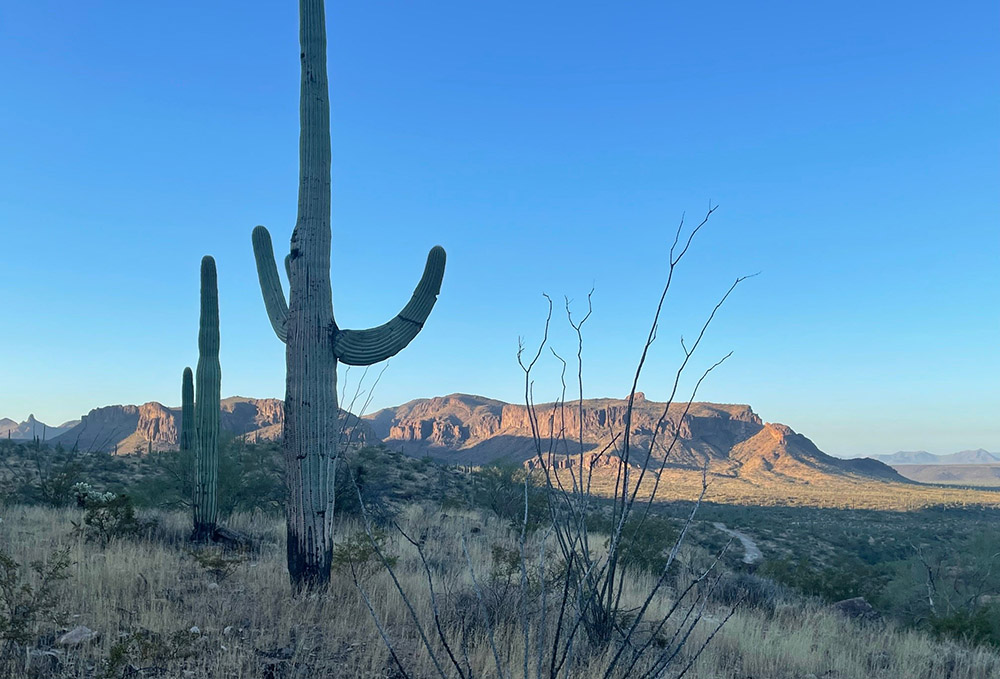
left=1, top=1, right=997, bottom=457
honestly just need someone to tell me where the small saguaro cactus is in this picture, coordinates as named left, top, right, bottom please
left=180, top=367, right=194, bottom=455
left=192, top=255, right=221, bottom=542
left=251, top=0, right=445, bottom=588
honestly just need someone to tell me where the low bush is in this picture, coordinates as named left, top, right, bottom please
left=73, top=492, right=156, bottom=545
left=0, top=548, right=71, bottom=669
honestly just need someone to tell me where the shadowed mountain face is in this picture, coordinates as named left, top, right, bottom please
left=46, top=396, right=372, bottom=454
left=48, top=397, right=289, bottom=454
left=0, top=415, right=79, bottom=441
left=365, top=393, right=905, bottom=484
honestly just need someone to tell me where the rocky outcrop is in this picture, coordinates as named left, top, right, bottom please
left=220, top=397, right=284, bottom=436
left=135, top=402, right=179, bottom=446
left=49, top=398, right=291, bottom=454
left=31, top=392, right=906, bottom=486
left=368, top=393, right=765, bottom=465
left=365, top=393, right=906, bottom=484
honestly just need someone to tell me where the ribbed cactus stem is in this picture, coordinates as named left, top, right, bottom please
left=180, top=367, right=194, bottom=454
left=250, top=0, right=446, bottom=589
left=192, top=256, right=221, bottom=542
left=252, top=225, right=288, bottom=342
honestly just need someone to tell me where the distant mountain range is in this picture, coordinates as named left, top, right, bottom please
left=37, top=397, right=288, bottom=453
left=868, top=449, right=1000, bottom=465
left=1, top=415, right=80, bottom=441
left=1, top=393, right=927, bottom=487
left=366, top=393, right=905, bottom=484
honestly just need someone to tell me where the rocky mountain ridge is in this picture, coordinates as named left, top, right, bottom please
left=46, top=397, right=286, bottom=453
left=1, top=414, right=79, bottom=441
left=11, top=393, right=906, bottom=486
left=366, top=393, right=905, bottom=484
left=869, top=449, right=1000, bottom=465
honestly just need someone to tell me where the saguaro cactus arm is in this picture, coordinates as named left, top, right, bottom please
left=332, top=245, right=446, bottom=365
left=252, top=225, right=289, bottom=343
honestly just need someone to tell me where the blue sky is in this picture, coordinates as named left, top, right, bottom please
left=1, top=1, right=997, bottom=456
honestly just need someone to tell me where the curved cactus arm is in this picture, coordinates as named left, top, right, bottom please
left=252, top=225, right=289, bottom=342
left=333, top=245, right=446, bottom=366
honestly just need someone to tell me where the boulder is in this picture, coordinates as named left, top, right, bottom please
left=56, top=625, right=98, bottom=645
left=830, top=597, right=881, bottom=622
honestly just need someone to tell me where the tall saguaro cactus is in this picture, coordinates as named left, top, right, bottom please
left=252, top=0, right=445, bottom=588
left=192, top=256, right=221, bottom=542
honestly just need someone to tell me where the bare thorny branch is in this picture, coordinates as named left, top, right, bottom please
left=352, top=205, right=751, bottom=677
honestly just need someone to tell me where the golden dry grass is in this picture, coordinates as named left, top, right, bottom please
left=1, top=504, right=998, bottom=678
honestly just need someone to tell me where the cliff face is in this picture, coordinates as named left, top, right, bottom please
left=366, top=393, right=765, bottom=465
left=50, top=398, right=288, bottom=454
left=35, top=391, right=905, bottom=484
left=364, top=393, right=904, bottom=483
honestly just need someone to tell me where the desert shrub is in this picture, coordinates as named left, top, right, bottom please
left=101, top=627, right=199, bottom=679
left=0, top=548, right=71, bottom=665
left=929, top=607, right=1000, bottom=647
left=472, top=462, right=547, bottom=529
left=132, top=439, right=285, bottom=516
left=583, top=513, right=679, bottom=575
left=713, top=571, right=789, bottom=614
left=189, top=548, right=246, bottom=583
left=331, top=529, right=397, bottom=582
left=74, top=492, right=156, bottom=545
left=759, top=555, right=887, bottom=604
left=333, top=453, right=396, bottom=525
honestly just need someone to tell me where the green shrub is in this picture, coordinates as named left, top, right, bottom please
left=331, top=529, right=397, bottom=582
left=101, top=627, right=199, bottom=679
left=0, top=548, right=71, bottom=665
left=189, top=548, right=246, bottom=583
left=74, top=493, right=156, bottom=545
left=472, top=463, right=547, bottom=529
left=929, top=607, right=1000, bottom=647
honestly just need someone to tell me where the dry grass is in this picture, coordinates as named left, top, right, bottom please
left=1, top=504, right=998, bottom=678
left=578, top=466, right=1000, bottom=511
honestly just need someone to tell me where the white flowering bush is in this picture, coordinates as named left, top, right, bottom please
left=71, top=482, right=118, bottom=508
left=70, top=484, right=153, bottom=545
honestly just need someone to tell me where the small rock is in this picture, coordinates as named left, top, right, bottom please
left=189, top=626, right=201, bottom=635
left=223, top=626, right=234, bottom=635
left=207, top=582, right=220, bottom=590
left=830, top=597, right=881, bottom=622
left=57, top=626, right=98, bottom=646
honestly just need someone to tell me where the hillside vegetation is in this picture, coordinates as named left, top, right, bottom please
left=3, top=438, right=1000, bottom=677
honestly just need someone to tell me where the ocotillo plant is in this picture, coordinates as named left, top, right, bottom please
left=251, top=0, right=445, bottom=588
left=192, top=256, right=221, bottom=542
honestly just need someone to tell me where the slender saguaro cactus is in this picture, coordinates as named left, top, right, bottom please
left=192, top=256, right=221, bottom=542
left=180, top=367, right=194, bottom=455
left=252, top=0, right=446, bottom=588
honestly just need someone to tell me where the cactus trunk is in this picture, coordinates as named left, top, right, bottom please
left=180, top=367, right=194, bottom=454
left=192, top=256, right=221, bottom=542
left=252, top=0, right=446, bottom=589
left=282, top=0, right=338, bottom=587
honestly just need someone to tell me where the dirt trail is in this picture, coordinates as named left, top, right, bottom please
left=712, top=522, right=762, bottom=565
